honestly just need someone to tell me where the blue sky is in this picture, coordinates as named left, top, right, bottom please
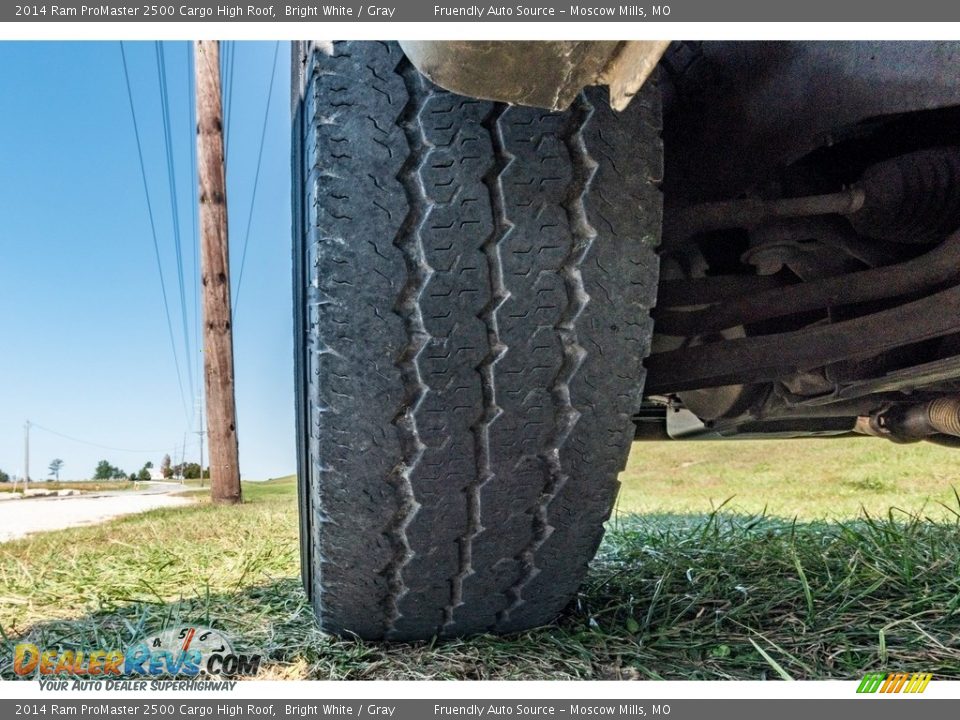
left=0, top=41, right=294, bottom=481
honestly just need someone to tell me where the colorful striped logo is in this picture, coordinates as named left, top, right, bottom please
left=857, top=672, right=932, bottom=694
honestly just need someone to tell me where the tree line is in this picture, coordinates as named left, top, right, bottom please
left=0, top=453, right=208, bottom=483
left=94, top=454, right=209, bottom=481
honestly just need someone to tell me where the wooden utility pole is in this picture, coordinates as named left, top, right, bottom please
left=194, top=40, right=241, bottom=505
left=23, top=420, right=30, bottom=492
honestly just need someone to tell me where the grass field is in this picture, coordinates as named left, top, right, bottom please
left=616, top=437, right=960, bottom=521
left=1, top=440, right=958, bottom=680
left=0, top=480, right=136, bottom=494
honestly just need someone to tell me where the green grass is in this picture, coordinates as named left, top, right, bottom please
left=617, top=437, right=960, bottom=521
left=0, top=448, right=958, bottom=680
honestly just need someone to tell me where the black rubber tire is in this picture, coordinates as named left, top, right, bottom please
left=292, top=41, right=662, bottom=640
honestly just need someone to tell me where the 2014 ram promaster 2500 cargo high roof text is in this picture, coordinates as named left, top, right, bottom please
left=14, top=4, right=281, bottom=17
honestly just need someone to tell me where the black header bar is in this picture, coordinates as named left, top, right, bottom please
left=7, top=0, right=960, bottom=22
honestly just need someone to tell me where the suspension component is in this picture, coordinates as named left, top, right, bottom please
left=666, top=147, right=960, bottom=246
left=849, top=147, right=960, bottom=244
left=665, top=189, right=865, bottom=244
left=654, top=230, right=960, bottom=336
left=645, top=280, right=960, bottom=394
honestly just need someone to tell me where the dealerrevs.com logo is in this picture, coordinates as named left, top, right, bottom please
left=13, top=626, right=261, bottom=688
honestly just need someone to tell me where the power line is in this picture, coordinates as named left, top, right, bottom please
left=220, top=41, right=228, bottom=150
left=233, top=41, right=280, bottom=319
left=155, top=41, right=196, bottom=405
left=188, top=42, right=203, bottom=419
left=30, top=422, right=197, bottom=455
left=222, top=41, right=236, bottom=159
left=119, top=41, right=190, bottom=422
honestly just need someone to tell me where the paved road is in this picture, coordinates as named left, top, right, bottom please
left=0, top=482, right=194, bottom=543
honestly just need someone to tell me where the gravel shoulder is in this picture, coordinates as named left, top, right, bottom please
left=0, top=483, right=194, bottom=543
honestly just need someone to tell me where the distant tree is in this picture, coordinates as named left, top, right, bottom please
left=48, top=459, right=65, bottom=481
left=128, top=472, right=138, bottom=482
left=138, top=463, right=152, bottom=482
left=160, top=454, right=173, bottom=479
left=94, top=460, right=114, bottom=480
left=180, top=463, right=210, bottom=480
left=0, top=469, right=9, bottom=483
left=112, top=467, right=126, bottom=480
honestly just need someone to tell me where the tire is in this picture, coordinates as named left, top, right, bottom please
left=292, top=41, right=663, bottom=640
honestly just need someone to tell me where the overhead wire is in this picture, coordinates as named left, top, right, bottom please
left=222, top=41, right=236, bottom=160
left=155, top=41, right=196, bottom=405
left=30, top=422, right=197, bottom=456
left=233, top=41, right=281, bottom=320
left=187, top=42, right=204, bottom=430
left=118, top=41, right=190, bottom=423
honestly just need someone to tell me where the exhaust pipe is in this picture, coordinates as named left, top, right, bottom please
left=856, top=396, right=960, bottom=443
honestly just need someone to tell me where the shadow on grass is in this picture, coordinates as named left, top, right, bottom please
left=2, top=510, right=959, bottom=681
